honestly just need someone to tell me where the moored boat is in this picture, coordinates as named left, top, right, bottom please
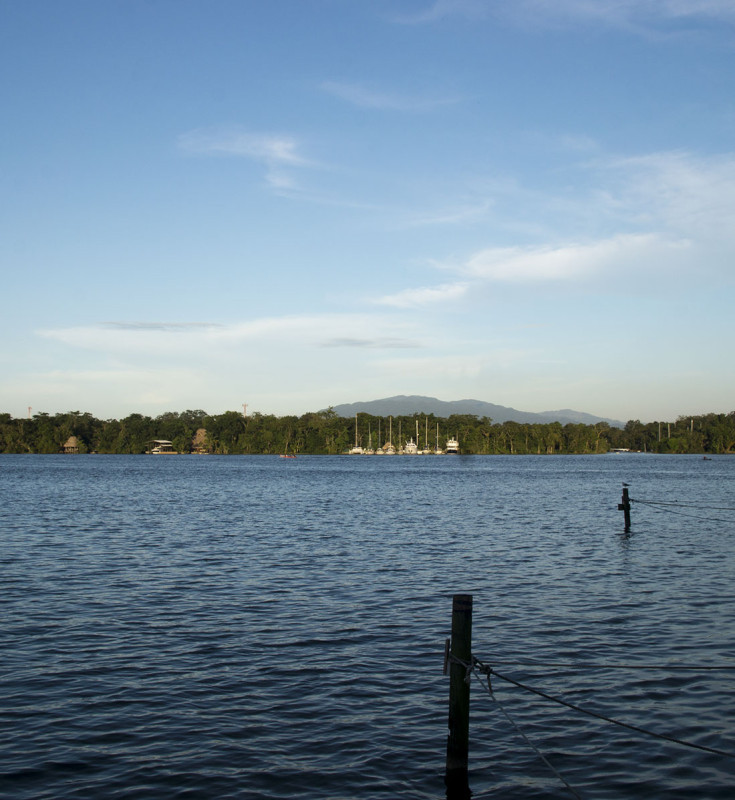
left=445, top=436, right=460, bottom=454
left=348, top=414, right=364, bottom=454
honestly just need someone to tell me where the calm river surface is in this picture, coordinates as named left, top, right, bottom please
left=1, top=454, right=734, bottom=799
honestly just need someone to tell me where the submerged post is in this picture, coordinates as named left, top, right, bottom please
left=445, top=594, right=473, bottom=797
left=618, top=486, right=631, bottom=532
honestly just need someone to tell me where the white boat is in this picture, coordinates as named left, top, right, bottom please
left=148, top=439, right=176, bottom=454
left=445, top=436, right=460, bottom=454
left=404, top=419, right=420, bottom=454
left=348, top=414, right=364, bottom=454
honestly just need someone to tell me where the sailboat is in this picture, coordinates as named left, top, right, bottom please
left=365, top=423, right=375, bottom=455
left=434, top=422, right=443, bottom=455
left=348, top=414, right=364, bottom=454
left=383, top=416, right=396, bottom=455
left=375, top=419, right=385, bottom=454
left=421, top=417, right=432, bottom=454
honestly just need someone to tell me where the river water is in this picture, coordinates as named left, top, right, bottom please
left=1, top=454, right=734, bottom=799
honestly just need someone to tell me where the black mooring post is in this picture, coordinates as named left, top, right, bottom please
left=618, top=486, right=631, bottom=532
left=445, top=593, right=472, bottom=798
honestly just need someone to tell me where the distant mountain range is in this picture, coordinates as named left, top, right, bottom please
left=331, top=395, right=624, bottom=428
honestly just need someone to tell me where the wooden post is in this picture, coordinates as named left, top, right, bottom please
left=618, top=486, right=631, bottom=532
left=446, top=594, right=472, bottom=798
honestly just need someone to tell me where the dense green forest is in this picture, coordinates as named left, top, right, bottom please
left=1, top=409, right=735, bottom=455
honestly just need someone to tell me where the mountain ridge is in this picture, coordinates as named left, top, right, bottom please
left=331, top=395, right=624, bottom=427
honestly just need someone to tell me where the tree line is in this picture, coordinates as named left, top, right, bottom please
left=1, top=409, right=734, bottom=455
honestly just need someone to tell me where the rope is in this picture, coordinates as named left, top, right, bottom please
left=483, top=664, right=735, bottom=759
left=485, top=661, right=735, bottom=671
left=632, top=499, right=735, bottom=511
left=629, top=499, right=732, bottom=524
left=448, top=652, right=474, bottom=684
left=628, top=496, right=735, bottom=524
left=471, top=664, right=584, bottom=799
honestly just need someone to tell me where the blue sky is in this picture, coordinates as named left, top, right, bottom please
left=2, top=0, right=734, bottom=422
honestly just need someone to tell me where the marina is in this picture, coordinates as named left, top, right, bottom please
left=347, top=415, right=459, bottom=455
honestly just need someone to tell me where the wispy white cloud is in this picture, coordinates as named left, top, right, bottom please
left=378, top=147, right=735, bottom=307
left=177, top=126, right=314, bottom=193
left=391, top=0, right=488, bottom=24
left=38, top=314, right=421, bottom=356
left=103, top=322, right=222, bottom=332
left=212, top=314, right=419, bottom=346
left=596, top=150, right=735, bottom=239
left=403, top=199, right=493, bottom=226
left=321, top=80, right=460, bottom=111
left=320, top=337, right=421, bottom=348
left=459, top=233, right=690, bottom=283
left=178, top=127, right=309, bottom=165
left=394, top=0, right=735, bottom=30
left=538, top=0, right=735, bottom=23
left=376, top=282, right=470, bottom=308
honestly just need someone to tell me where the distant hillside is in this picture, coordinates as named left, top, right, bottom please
left=331, top=395, right=624, bottom=428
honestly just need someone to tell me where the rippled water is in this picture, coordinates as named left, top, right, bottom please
left=1, top=454, right=734, bottom=799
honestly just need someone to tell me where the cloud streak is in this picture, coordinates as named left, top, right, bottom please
left=374, top=233, right=692, bottom=311
left=403, top=199, right=493, bottom=227
left=103, top=322, right=222, bottom=332
left=460, top=233, right=690, bottom=283
left=395, top=0, right=735, bottom=29
left=391, top=0, right=488, bottom=24
left=177, top=127, right=314, bottom=193
left=321, top=80, right=459, bottom=112
left=376, top=282, right=470, bottom=308
left=320, top=337, right=421, bottom=348
left=38, top=314, right=422, bottom=355
left=596, top=150, right=735, bottom=239
left=178, top=128, right=309, bottom=165
left=364, top=145, right=735, bottom=322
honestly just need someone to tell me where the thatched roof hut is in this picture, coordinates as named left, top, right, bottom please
left=192, top=428, right=209, bottom=454
left=62, top=436, right=79, bottom=454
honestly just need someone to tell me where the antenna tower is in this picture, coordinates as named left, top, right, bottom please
left=242, top=403, right=248, bottom=418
